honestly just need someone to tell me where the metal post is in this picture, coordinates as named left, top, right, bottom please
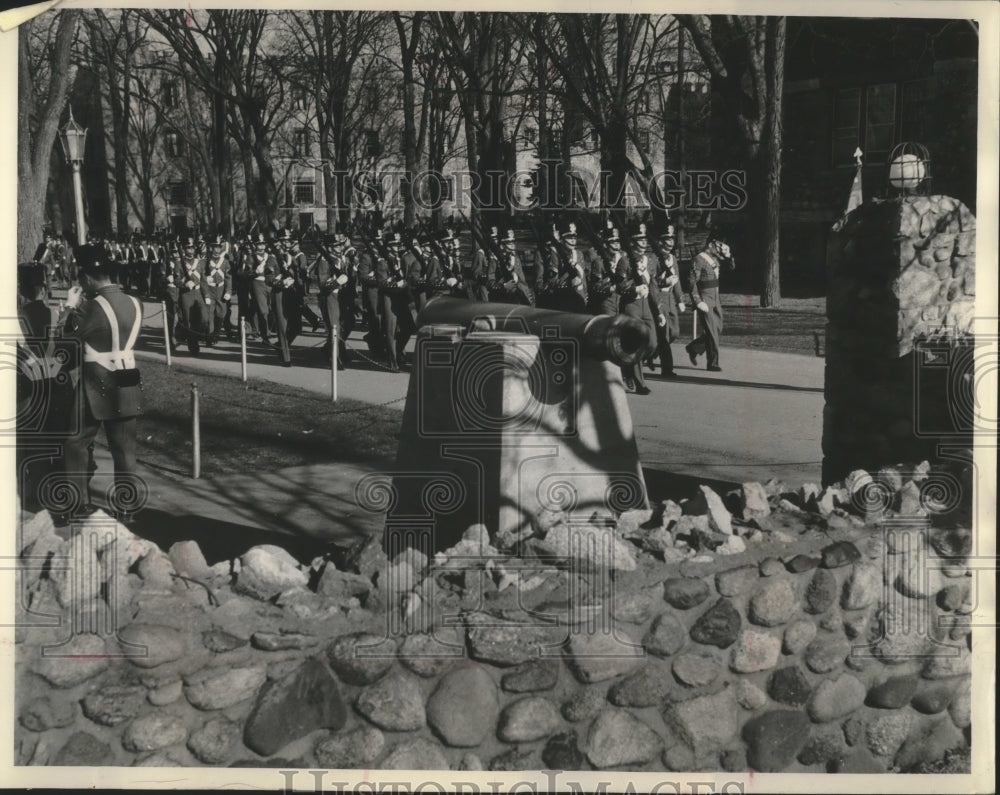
left=191, top=382, right=201, bottom=479
left=331, top=325, right=339, bottom=402
left=240, top=319, right=248, bottom=382
left=71, top=162, right=87, bottom=246
left=162, top=301, right=172, bottom=366
left=692, top=309, right=698, bottom=340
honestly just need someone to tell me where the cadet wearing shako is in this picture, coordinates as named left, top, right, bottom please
left=271, top=230, right=303, bottom=367
left=685, top=236, right=734, bottom=372
left=355, top=231, right=382, bottom=355
left=339, top=239, right=361, bottom=353
left=650, top=223, right=686, bottom=378
left=615, top=222, right=666, bottom=395
left=437, top=229, right=465, bottom=297
left=203, top=235, right=234, bottom=343
left=172, top=236, right=210, bottom=355
left=316, top=233, right=351, bottom=368
left=404, top=233, right=439, bottom=313
left=489, top=229, right=534, bottom=306
left=57, top=244, right=144, bottom=523
left=468, top=226, right=498, bottom=302
left=377, top=231, right=414, bottom=372
left=539, top=222, right=587, bottom=312
left=589, top=221, right=623, bottom=316
left=246, top=233, right=277, bottom=345
left=283, top=231, right=322, bottom=333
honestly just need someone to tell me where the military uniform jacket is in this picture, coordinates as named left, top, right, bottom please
left=173, top=257, right=208, bottom=299
left=248, top=252, right=278, bottom=285
left=204, top=254, right=233, bottom=297
left=65, top=285, right=143, bottom=421
left=317, top=253, right=348, bottom=293
left=688, top=250, right=722, bottom=307
left=616, top=252, right=662, bottom=325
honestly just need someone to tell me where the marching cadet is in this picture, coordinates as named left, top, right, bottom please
left=539, top=223, right=587, bottom=312
left=56, top=244, right=144, bottom=524
left=490, top=229, right=534, bottom=306
left=651, top=223, right=686, bottom=378
left=355, top=230, right=383, bottom=356
left=283, top=230, right=322, bottom=333
left=468, top=226, right=497, bottom=301
left=340, top=239, right=362, bottom=349
left=615, top=222, right=666, bottom=395
left=438, top=228, right=465, bottom=297
left=685, top=235, right=734, bottom=372
left=203, top=235, right=234, bottom=344
left=589, top=221, right=623, bottom=316
left=270, top=232, right=301, bottom=367
left=406, top=231, right=442, bottom=313
left=172, top=236, right=210, bottom=355
left=316, top=233, right=352, bottom=368
left=378, top=231, right=414, bottom=372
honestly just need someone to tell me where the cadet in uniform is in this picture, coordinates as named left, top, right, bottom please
left=651, top=223, right=685, bottom=378
left=490, top=229, right=534, bottom=306
left=246, top=233, right=276, bottom=345
left=172, top=236, right=209, bottom=355
left=539, top=223, right=587, bottom=312
left=355, top=231, right=383, bottom=355
left=615, top=223, right=665, bottom=395
left=316, top=233, right=351, bottom=368
left=382, top=232, right=416, bottom=370
left=271, top=232, right=302, bottom=367
left=686, top=236, right=734, bottom=372
left=468, top=227, right=497, bottom=302
left=438, top=229, right=465, bottom=297
left=203, top=235, right=234, bottom=344
left=57, top=244, right=144, bottom=522
left=589, top=221, right=623, bottom=316
left=283, top=231, right=322, bottom=333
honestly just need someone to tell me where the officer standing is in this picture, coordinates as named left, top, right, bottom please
left=172, top=236, right=209, bottom=355
left=203, top=235, right=234, bottom=344
left=56, top=244, right=144, bottom=523
left=685, top=236, right=734, bottom=372
left=651, top=223, right=686, bottom=378
left=615, top=223, right=664, bottom=395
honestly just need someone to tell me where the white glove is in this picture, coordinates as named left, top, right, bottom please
left=185, top=280, right=195, bottom=290
left=396, top=279, right=406, bottom=288
left=511, top=273, right=518, bottom=283
left=446, top=277, right=457, bottom=287
left=167, top=275, right=175, bottom=285
left=65, top=285, right=84, bottom=309
left=664, top=274, right=678, bottom=288
left=678, top=302, right=686, bottom=313
left=657, top=313, right=667, bottom=328
left=697, top=301, right=709, bottom=313
left=205, top=298, right=213, bottom=305
left=222, top=293, right=231, bottom=302
left=336, top=274, right=349, bottom=285
left=283, top=277, right=295, bottom=288
left=636, top=284, right=649, bottom=299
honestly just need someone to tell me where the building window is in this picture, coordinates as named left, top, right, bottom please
left=900, top=78, right=933, bottom=143
left=524, top=126, right=536, bottom=144
left=291, top=127, right=310, bottom=158
left=832, top=87, right=861, bottom=165
left=865, top=83, right=896, bottom=158
left=294, top=181, right=315, bottom=205
left=440, top=175, right=454, bottom=202
left=292, top=89, right=308, bottom=111
left=636, top=129, right=650, bottom=150
left=639, top=90, right=651, bottom=113
left=832, top=83, right=897, bottom=165
left=163, top=80, right=178, bottom=109
left=590, top=127, right=600, bottom=149
left=364, top=129, right=380, bottom=159
left=168, top=181, right=188, bottom=206
left=164, top=130, right=183, bottom=158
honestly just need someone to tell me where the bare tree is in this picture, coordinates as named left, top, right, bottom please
left=18, top=10, right=80, bottom=262
left=676, top=14, right=786, bottom=307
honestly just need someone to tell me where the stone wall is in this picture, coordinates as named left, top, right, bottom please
left=823, top=194, right=976, bottom=484
left=14, top=466, right=972, bottom=774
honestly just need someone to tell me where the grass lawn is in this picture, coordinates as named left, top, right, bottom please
left=713, top=295, right=826, bottom=355
left=136, top=359, right=402, bottom=477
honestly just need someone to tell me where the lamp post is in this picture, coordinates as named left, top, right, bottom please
left=59, top=106, right=88, bottom=245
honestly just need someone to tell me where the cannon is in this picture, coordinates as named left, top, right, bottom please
left=417, top=296, right=653, bottom=367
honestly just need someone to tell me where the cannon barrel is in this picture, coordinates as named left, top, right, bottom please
left=416, top=296, right=652, bottom=367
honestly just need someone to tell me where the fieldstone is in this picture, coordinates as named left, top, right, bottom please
left=720, top=746, right=748, bottom=772
left=804, top=636, right=850, bottom=674
left=786, top=554, right=821, bottom=573
left=870, top=605, right=933, bottom=663
left=911, top=682, right=955, bottom=714
left=118, top=623, right=186, bottom=669
left=243, top=658, right=347, bottom=755
left=314, top=726, right=385, bottom=768
left=894, top=718, right=966, bottom=771
left=922, top=646, right=971, bottom=679
left=489, top=747, right=537, bottom=771
left=542, top=731, right=585, bottom=770
left=466, top=619, right=562, bottom=667
left=759, top=557, right=785, bottom=577
left=53, top=731, right=115, bottom=766
left=616, top=508, right=655, bottom=536
left=32, top=632, right=109, bottom=687
left=663, top=577, right=710, bottom=609
left=81, top=684, right=147, bottom=726
left=610, top=584, right=663, bottom=624
left=694, top=485, right=734, bottom=534
left=643, top=612, right=687, bottom=657
left=767, top=666, right=812, bottom=706
left=821, top=541, right=862, bottom=569
left=735, top=680, right=768, bottom=710
left=797, top=726, right=847, bottom=766
left=741, top=482, right=772, bottom=522
left=949, top=685, right=971, bottom=729
left=135, top=549, right=177, bottom=588
left=717, top=534, right=747, bottom=556
left=315, top=566, right=373, bottom=604
left=251, top=630, right=318, bottom=651
left=187, top=716, right=242, bottom=765
left=807, top=673, right=866, bottom=722
left=19, top=696, right=76, bottom=732
left=168, top=540, right=211, bottom=578
left=938, top=582, right=970, bottom=612
left=355, top=669, right=425, bottom=731
left=782, top=619, right=817, bottom=654
left=866, top=675, right=919, bottom=709
left=201, top=628, right=248, bottom=653
left=399, top=632, right=461, bottom=678
left=585, top=708, right=662, bottom=769
left=843, top=612, right=869, bottom=639
left=662, top=739, right=696, bottom=771
left=325, top=632, right=396, bottom=685
left=689, top=598, right=741, bottom=648
left=148, top=680, right=183, bottom=706
left=730, top=630, right=781, bottom=673
left=497, top=696, right=561, bottom=742
left=123, top=714, right=187, bottom=752
left=184, top=665, right=267, bottom=711
left=458, top=752, right=483, bottom=770
left=841, top=562, right=883, bottom=610
left=565, top=629, right=642, bottom=682
left=234, top=545, right=308, bottom=601
left=381, top=738, right=449, bottom=771
left=608, top=660, right=675, bottom=707
left=866, top=712, right=918, bottom=758
left=672, top=653, right=720, bottom=687
left=929, top=527, right=971, bottom=559
left=664, top=688, right=738, bottom=749
left=501, top=659, right=559, bottom=693
left=562, top=687, right=606, bottom=722
left=829, top=748, right=886, bottom=773
left=426, top=665, right=499, bottom=747
left=531, top=522, right=637, bottom=571
left=748, top=579, right=797, bottom=626
left=714, top=565, right=758, bottom=597
left=742, top=710, right=811, bottom=772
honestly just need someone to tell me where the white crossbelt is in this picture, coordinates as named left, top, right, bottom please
left=17, top=315, right=61, bottom=382
left=83, top=294, right=142, bottom=371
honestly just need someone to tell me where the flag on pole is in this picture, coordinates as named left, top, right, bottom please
left=832, top=147, right=864, bottom=232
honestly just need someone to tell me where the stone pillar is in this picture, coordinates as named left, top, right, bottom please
left=386, top=325, right=648, bottom=553
left=823, top=195, right=976, bottom=484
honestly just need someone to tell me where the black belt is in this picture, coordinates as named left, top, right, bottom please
left=698, top=279, right=719, bottom=289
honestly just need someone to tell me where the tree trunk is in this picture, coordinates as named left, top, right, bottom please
left=759, top=17, right=785, bottom=308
